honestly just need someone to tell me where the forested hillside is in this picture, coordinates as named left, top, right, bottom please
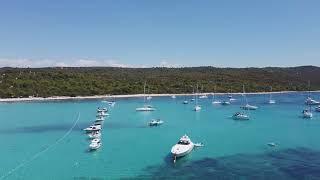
left=0, top=66, right=319, bottom=98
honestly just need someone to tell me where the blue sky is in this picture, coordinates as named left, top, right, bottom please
left=0, top=0, right=319, bottom=67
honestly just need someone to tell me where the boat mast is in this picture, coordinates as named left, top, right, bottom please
left=196, top=84, right=199, bottom=106
left=143, top=81, right=146, bottom=104
left=270, top=86, right=272, bottom=101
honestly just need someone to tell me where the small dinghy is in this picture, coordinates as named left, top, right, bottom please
left=95, top=117, right=105, bottom=122
left=148, top=119, right=164, bottom=126
left=83, top=125, right=102, bottom=132
left=267, top=142, right=277, bottom=147
left=171, top=95, right=176, bottom=99
left=88, top=131, right=101, bottom=139
left=316, top=106, right=320, bottom=112
left=171, top=135, right=194, bottom=163
left=97, top=107, right=108, bottom=113
left=183, top=100, right=189, bottom=104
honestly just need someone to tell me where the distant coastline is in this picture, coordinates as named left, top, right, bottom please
left=0, top=91, right=319, bottom=102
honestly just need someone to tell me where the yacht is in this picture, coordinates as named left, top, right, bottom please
left=83, top=125, right=102, bottom=132
left=171, top=135, right=194, bottom=163
left=89, top=139, right=101, bottom=150
left=147, top=96, right=152, bottom=100
left=148, top=119, right=164, bottom=126
left=136, top=82, right=156, bottom=111
left=232, top=112, right=249, bottom=120
left=172, top=95, right=176, bottom=99
left=228, top=88, right=236, bottom=101
left=199, top=95, right=208, bottom=99
left=88, top=131, right=101, bottom=139
left=268, top=86, right=276, bottom=104
left=183, top=100, right=189, bottom=104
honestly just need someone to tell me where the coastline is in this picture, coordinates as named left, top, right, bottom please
left=0, top=90, right=319, bottom=103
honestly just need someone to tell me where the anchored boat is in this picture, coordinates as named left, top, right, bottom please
left=171, top=135, right=194, bottom=163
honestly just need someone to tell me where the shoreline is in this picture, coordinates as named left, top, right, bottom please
left=0, top=90, right=319, bottom=102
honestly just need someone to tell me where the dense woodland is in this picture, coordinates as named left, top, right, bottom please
left=0, top=66, right=319, bottom=98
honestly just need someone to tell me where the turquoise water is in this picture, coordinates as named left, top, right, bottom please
left=1, top=92, right=320, bottom=179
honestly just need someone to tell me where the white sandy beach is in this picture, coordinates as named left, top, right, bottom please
left=0, top=91, right=319, bottom=102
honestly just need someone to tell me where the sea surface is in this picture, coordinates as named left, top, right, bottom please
left=1, top=92, right=320, bottom=180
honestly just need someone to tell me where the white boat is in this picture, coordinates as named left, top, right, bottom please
left=148, top=119, right=164, bottom=126
left=221, top=100, right=231, bottom=105
left=171, top=135, right=194, bottom=163
left=232, top=112, right=249, bottom=120
left=88, top=131, right=101, bottom=139
left=212, top=85, right=222, bottom=104
left=268, top=86, right=276, bottom=104
left=228, top=88, right=236, bottom=101
left=136, top=105, right=156, bottom=111
left=89, top=139, right=101, bottom=150
left=95, top=117, right=105, bottom=121
left=316, top=106, right=320, bottom=112
left=305, top=81, right=320, bottom=105
left=147, top=96, right=152, bottom=100
left=96, top=111, right=109, bottom=117
left=302, top=109, right=313, bottom=118
left=194, top=84, right=201, bottom=111
left=199, top=95, right=208, bottom=99
left=190, top=98, right=195, bottom=102
left=241, top=104, right=258, bottom=110
left=183, top=100, right=189, bottom=104
left=97, top=107, right=108, bottom=113
left=108, top=101, right=116, bottom=107
left=171, top=95, right=176, bottom=99
left=83, top=125, right=102, bottom=132
left=136, top=82, right=156, bottom=111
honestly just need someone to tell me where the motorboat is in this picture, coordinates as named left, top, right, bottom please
left=305, top=97, right=320, bottom=105
left=183, top=100, right=189, bottom=104
left=302, top=109, right=313, bottom=118
left=241, top=104, right=258, bottom=110
left=221, top=100, right=231, bottom=105
left=171, top=135, right=194, bottom=163
left=136, top=105, right=156, bottom=111
left=89, top=139, right=101, bottom=150
left=172, top=95, right=176, bottom=99
left=88, top=131, right=101, bottom=139
left=83, top=125, right=102, bottom=132
left=232, top=112, right=249, bottom=120
left=96, top=111, right=109, bottom=117
left=148, top=119, right=164, bottom=126
left=316, top=106, right=320, bottom=112
left=95, top=117, right=105, bottom=121
left=190, top=98, right=195, bottom=102
left=97, top=107, right=108, bottom=113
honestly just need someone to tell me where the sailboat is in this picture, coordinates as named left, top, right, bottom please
left=228, top=87, right=236, bottom=101
left=305, top=81, right=320, bottom=105
left=146, top=88, right=152, bottom=100
left=190, top=86, right=195, bottom=102
left=233, top=85, right=250, bottom=120
left=136, top=82, right=155, bottom=111
left=212, top=85, right=221, bottom=104
left=194, top=84, right=201, bottom=111
left=302, top=105, right=313, bottom=118
left=240, top=85, right=258, bottom=110
left=199, top=85, right=208, bottom=99
left=268, top=86, right=276, bottom=104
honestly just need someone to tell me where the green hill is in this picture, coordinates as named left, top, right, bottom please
left=0, top=66, right=319, bottom=98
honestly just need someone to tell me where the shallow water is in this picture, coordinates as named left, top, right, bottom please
left=0, top=92, right=320, bottom=179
